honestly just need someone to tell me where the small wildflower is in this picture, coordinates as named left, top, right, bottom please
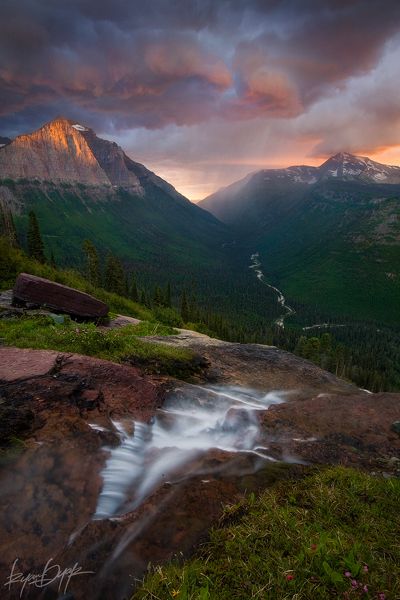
left=362, top=585, right=368, bottom=593
left=363, top=565, right=369, bottom=573
left=378, top=594, right=386, bottom=600
left=286, top=574, right=294, bottom=581
left=311, top=544, right=318, bottom=551
left=171, top=591, right=180, bottom=598
left=344, top=571, right=352, bottom=578
left=351, top=580, right=358, bottom=588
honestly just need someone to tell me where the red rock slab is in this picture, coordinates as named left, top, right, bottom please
left=0, top=347, right=169, bottom=597
left=0, top=346, right=59, bottom=381
left=13, top=272, right=109, bottom=318
left=261, top=391, right=400, bottom=467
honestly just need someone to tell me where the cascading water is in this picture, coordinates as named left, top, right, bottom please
left=93, top=385, right=287, bottom=520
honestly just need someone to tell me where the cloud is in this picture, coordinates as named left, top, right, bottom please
left=0, top=0, right=400, bottom=197
left=1, top=0, right=399, bottom=132
left=292, top=38, right=400, bottom=156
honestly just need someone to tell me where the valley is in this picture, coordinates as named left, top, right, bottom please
left=1, top=120, right=400, bottom=392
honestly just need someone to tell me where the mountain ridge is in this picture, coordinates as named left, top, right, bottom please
left=0, top=116, right=195, bottom=210
left=200, top=152, right=400, bottom=221
left=198, top=151, right=400, bottom=327
left=0, top=117, right=231, bottom=293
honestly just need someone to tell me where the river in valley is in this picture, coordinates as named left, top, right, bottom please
left=249, top=253, right=295, bottom=328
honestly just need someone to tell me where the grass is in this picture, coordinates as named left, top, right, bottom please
left=132, top=467, right=400, bottom=600
left=0, top=315, right=201, bottom=378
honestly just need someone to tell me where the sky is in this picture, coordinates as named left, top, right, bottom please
left=0, top=0, right=399, bottom=200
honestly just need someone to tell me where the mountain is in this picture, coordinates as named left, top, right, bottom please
left=199, top=153, right=400, bottom=325
left=200, top=152, right=400, bottom=223
left=0, top=116, right=230, bottom=292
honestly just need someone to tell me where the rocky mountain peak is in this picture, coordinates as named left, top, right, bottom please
left=0, top=117, right=145, bottom=191
left=319, top=152, right=400, bottom=183
left=0, top=116, right=111, bottom=185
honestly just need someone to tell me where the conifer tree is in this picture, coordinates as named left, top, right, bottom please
left=180, top=289, right=190, bottom=323
left=50, top=250, right=57, bottom=269
left=27, top=210, right=45, bottom=263
left=164, top=282, right=172, bottom=308
left=130, top=273, right=139, bottom=302
left=140, top=289, right=147, bottom=306
left=0, top=205, right=18, bottom=247
left=104, top=253, right=126, bottom=296
left=153, top=285, right=163, bottom=306
left=82, top=240, right=100, bottom=287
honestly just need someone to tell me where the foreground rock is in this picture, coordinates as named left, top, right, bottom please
left=145, top=329, right=357, bottom=396
left=0, top=347, right=167, bottom=598
left=0, top=339, right=399, bottom=599
left=262, top=391, right=400, bottom=469
left=12, top=273, right=109, bottom=319
left=146, top=329, right=400, bottom=468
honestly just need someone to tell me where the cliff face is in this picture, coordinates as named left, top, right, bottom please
left=80, top=128, right=142, bottom=191
left=0, top=116, right=191, bottom=198
left=0, top=117, right=111, bottom=185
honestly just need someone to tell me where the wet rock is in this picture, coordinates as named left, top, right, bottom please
left=261, top=392, right=400, bottom=468
left=222, top=407, right=254, bottom=431
left=145, top=330, right=357, bottom=396
left=0, top=347, right=60, bottom=382
left=0, top=347, right=168, bottom=596
left=13, top=273, right=109, bottom=319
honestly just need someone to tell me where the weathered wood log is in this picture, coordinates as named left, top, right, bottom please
left=13, top=273, right=109, bottom=319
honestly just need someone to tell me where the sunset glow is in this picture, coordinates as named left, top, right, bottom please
left=0, top=0, right=399, bottom=200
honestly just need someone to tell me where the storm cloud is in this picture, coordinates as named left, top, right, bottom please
left=0, top=0, right=399, bottom=197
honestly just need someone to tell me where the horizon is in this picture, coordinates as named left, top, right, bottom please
left=1, top=0, right=399, bottom=200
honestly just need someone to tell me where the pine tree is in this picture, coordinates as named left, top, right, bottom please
left=0, top=205, right=18, bottom=247
left=130, top=273, right=139, bottom=302
left=180, top=289, right=190, bottom=323
left=82, top=240, right=100, bottom=287
left=153, top=285, right=163, bottom=306
left=104, top=253, right=126, bottom=296
left=164, top=282, right=172, bottom=308
left=50, top=250, right=57, bottom=269
left=27, top=210, right=45, bottom=263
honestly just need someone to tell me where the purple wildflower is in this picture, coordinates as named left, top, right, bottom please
left=344, top=571, right=352, bottom=578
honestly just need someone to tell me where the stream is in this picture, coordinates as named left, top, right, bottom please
left=63, top=384, right=296, bottom=599
left=94, top=385, right=286, bottom=520
left=249, top=252, right=295, bottom=328
left=8, top=383, right=295, bottom=599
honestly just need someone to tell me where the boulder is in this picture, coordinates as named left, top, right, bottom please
left=12, top=273, right=108, bottom=319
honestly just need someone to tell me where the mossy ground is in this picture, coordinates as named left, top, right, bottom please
left=133, top=467, right=399, bottom=600
left=0, top=315, right=201, bottom=378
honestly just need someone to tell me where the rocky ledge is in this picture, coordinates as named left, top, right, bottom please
left=146, top=329, right=400, bottom=470
left=0, top=347, right=168, bottom=598
left=0, top=336, right=399, bottom=599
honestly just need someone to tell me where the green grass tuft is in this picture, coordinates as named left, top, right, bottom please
left=133, top=467, right=400, bottom=599
left=0, top=316, right=199, bottom=378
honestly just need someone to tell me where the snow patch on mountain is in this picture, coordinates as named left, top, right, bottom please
left=72, top=124, right=88, bottom=132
